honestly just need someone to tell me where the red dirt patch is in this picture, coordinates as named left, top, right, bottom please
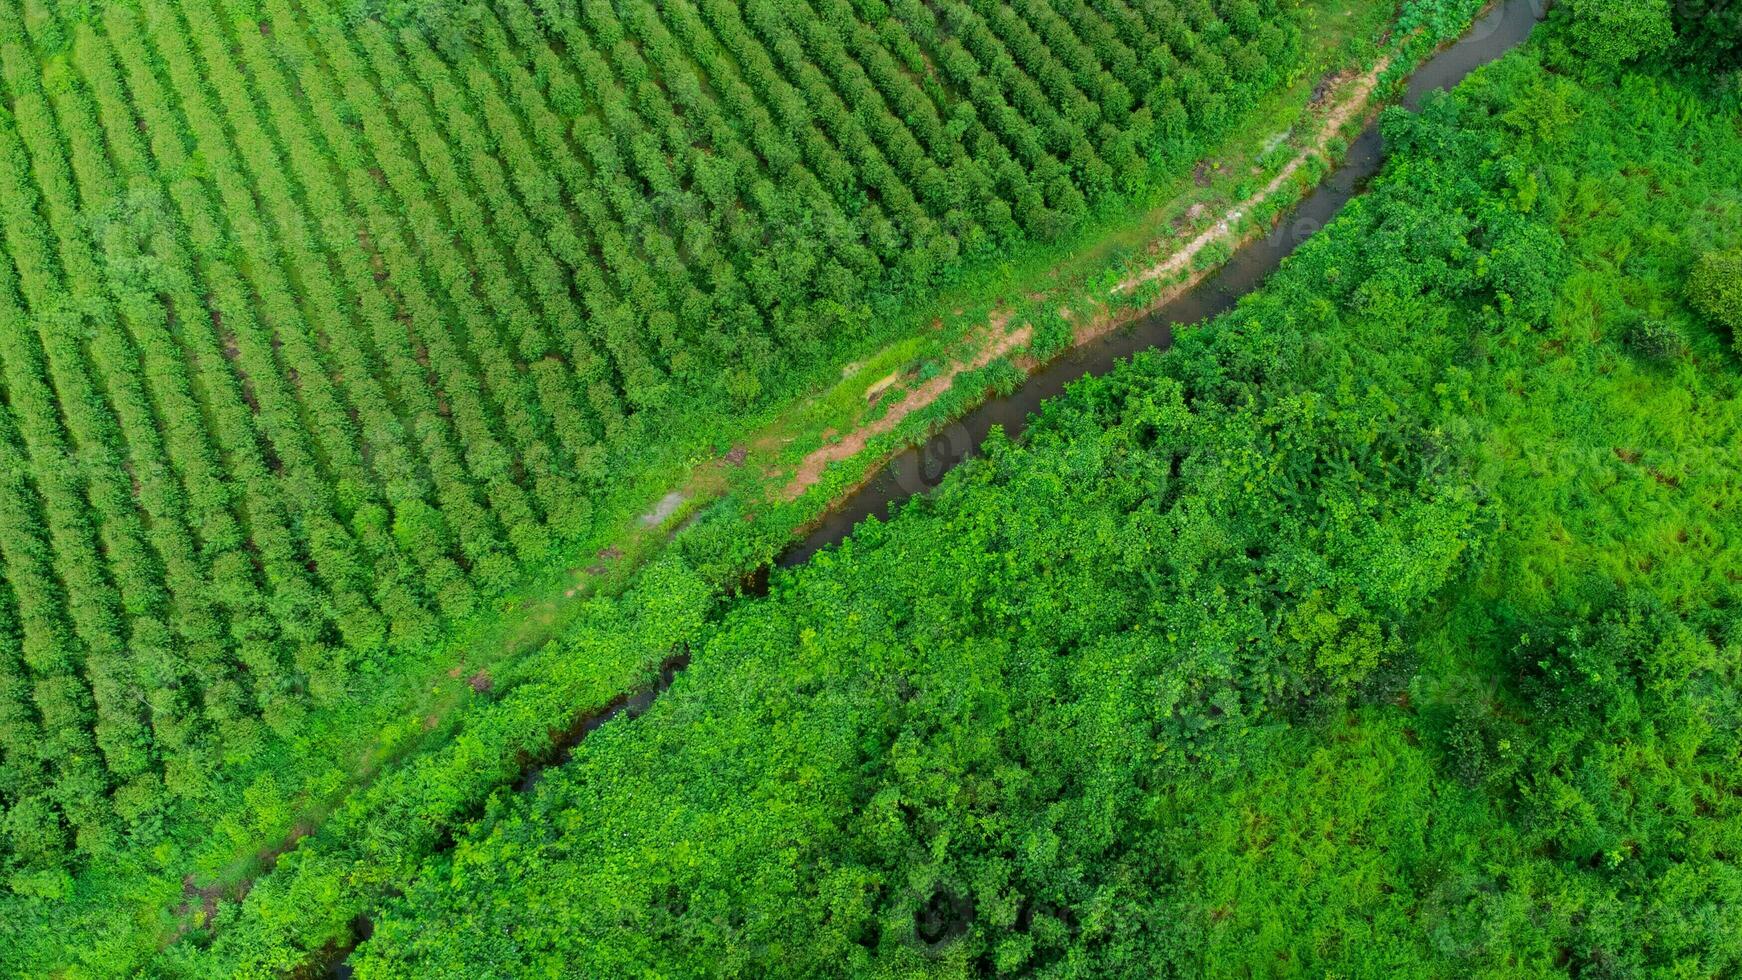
left=782, top=316, right=1033, bottom=500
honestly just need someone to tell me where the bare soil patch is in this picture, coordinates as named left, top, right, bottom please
left=782, top=317, right=1033, bottom=499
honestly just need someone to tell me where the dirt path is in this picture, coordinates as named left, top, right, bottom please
left=782, top=317, right=1032, bottom=499
left=1111, top=57, right=1391, bottom=296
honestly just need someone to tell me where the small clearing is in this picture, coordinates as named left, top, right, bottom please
left=638, top=490, right=687, bottom=527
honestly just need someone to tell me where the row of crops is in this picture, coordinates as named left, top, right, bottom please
left=0, top=0, right=1305, bottom=877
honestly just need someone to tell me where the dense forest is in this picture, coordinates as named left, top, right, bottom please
left=3, top=0, right=1740, bottom=975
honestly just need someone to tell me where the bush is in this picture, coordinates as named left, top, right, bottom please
left=1623, top=316, right=1687, bottom=362
left=1687, top=249, right=1742, bottom=346
left=1562, top=0, right=1675, bottom=69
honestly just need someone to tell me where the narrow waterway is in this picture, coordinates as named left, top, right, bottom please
left=325, top=3, right=1545, bottom=973
left=779, top=0, right=1548, bottom=567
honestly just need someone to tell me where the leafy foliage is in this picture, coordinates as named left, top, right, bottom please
left=1623, top=315, right=1688, bottom=362
left=1561, top=0, right=1675, bottom=69
left=1688, top=248, right=1742, bottom=342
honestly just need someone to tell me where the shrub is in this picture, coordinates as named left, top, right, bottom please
left=1687, top=249, right=1742, bottom=346
left=1623, top=316, right=1687, bottom=362
left=1562, top=0, right=1675, bottom=69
